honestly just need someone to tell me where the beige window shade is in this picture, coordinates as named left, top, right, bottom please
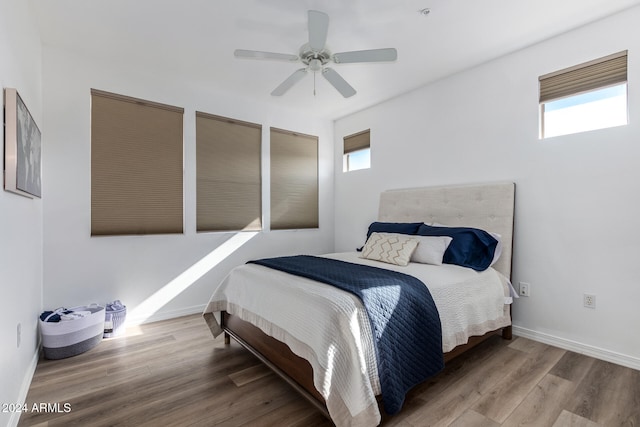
left=91, top=89, right=184, bottom=236
left=270, top=128, right=318, bottom=230
left=539, top=51, right=627, bottom=103
left=196, top=112, right=262, bottom=232
left=343, top=129, right=370, bottom=154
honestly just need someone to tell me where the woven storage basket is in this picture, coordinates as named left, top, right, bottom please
left=104, top=302, right=126, bottom=338
left=40, top=304, right=105, bottom=359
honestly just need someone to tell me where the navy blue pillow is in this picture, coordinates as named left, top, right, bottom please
left=357, top=222, right=423, bottom=252
left=366, top=222, right=423, bottom=240
left=416, top=224, right=498, bottom=271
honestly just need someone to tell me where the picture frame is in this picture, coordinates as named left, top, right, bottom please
left=3, top=88, right=42, bottom=198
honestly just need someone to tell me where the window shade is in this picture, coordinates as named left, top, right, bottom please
left=270, top=128, right=318, bottom=230
left=196, top=112, right=262, bottom=232
left=539, top=51, right=627, bottom=103
left=343, top=129, right=370, bottom=154
left=91, top=89, right=184, bottom=236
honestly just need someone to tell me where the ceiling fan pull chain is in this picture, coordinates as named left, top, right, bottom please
left=313, top=71, right=317, bottom=96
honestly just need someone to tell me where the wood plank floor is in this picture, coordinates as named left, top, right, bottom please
left=18, top=314, right=639, bottom=427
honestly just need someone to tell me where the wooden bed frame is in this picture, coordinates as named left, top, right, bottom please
left=220, top=182, right=516, bottom=419
left=222, top=312, right=511, bottom=418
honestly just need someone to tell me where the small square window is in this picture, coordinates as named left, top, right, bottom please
left=343, top=148, right=371, bottom=172
left=343, top=129, right=370, bottom=172
left=539, top=51, right=627, bottom=139
left=541, top=83, right=628, bottom=138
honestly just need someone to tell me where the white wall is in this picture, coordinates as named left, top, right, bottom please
left=0, top=0, right=43, bottom=425
left=41, top=47, right=334, bottom=325
left=335, top=6, right=640, bottom=368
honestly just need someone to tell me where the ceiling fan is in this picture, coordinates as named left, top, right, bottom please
left=234, top=10, right=398, bottom=98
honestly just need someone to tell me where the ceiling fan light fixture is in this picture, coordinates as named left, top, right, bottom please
left=309, top=58, right=323, bottom=72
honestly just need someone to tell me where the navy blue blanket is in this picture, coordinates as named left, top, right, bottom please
left=249, top=255, right=444, bottom=414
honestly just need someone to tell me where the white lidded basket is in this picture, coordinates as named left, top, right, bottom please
left=39, top=304, right=105, bottom=359
left=104, top=300, right=126, bottom=338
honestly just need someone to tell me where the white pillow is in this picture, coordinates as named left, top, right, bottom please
left=410, top=235, right=453, bottom=265
left=360, top=232, right=418, bottom=266
left=488, top=232, right=502, bottom=266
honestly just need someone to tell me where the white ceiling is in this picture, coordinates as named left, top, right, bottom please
left=30, top=0, right=640, bottom=120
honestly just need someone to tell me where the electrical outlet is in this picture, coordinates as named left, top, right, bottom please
left=519, top=282, right=530, bottom=297
left=584, top=293, right=596, bottom=308
left=17, top=323, right=21, bottom=348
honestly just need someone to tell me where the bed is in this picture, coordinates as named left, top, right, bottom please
left=203, top=181, right=515, bottom=426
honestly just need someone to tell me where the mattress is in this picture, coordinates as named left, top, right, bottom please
left=203, top=252, right=512, bottom=427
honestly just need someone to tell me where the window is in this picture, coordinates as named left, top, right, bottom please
left=196, top=112, right=262, bottom=232
left=539, top=51, right=628, bottom=139
left=270, top=128, right=318, bottom=230
left=91, top=89, right=184, bottom=236
left=343, top=129, right=370, bottom=172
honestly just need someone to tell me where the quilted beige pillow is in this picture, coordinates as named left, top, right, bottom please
left=360, top=232, right=419, bottom=266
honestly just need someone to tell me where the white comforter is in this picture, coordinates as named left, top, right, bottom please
left=203, top=252, right=512, bottom=427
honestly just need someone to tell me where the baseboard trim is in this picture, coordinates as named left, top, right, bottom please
left=125, top=304, right=206, bottom=326
left=10, top=348, right=40, bottom=427
left=512, top=325, right=640, bottom=371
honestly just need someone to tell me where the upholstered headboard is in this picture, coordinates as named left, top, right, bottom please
left=378, top=182, right=515, bottom=278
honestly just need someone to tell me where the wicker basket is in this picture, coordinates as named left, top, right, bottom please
left=40, top=304, right=105, bottom=359
left=104, top=301, right=126, bottom=338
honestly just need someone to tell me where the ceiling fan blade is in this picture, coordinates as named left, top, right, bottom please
left=333, top=48, right=398, bottom=64
left=322, top=68, right=356, bottom=98
left=234, top=49, right=299, bottom=62
left=271, top=68, right=308, bottom=96
left=308, top=10, right=329, bottom=51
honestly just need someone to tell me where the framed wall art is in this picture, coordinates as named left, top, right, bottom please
left=4, top=88, right=42, bottom=198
